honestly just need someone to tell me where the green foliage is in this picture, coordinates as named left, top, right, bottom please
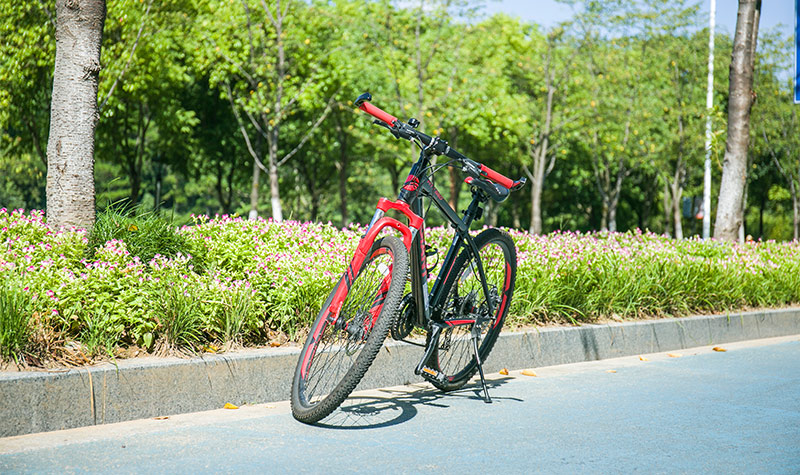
left=2, top=0, right=797, bottom=242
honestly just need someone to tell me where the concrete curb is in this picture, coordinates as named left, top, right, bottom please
left=2, top=308, right=799, bottom=437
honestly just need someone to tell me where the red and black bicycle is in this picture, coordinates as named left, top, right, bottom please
left=290, top=93, right=526, bottom=424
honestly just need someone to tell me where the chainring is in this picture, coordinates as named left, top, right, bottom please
left=390, top=293, right=416, bottom=340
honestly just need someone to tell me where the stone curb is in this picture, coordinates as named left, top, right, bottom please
left=2, top=308, right=799, bottom=437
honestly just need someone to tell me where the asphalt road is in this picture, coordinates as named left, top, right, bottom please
left=2, top=336, right=799, bottom=474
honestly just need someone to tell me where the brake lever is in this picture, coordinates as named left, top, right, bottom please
left=511, top=177, right=527, bottom=191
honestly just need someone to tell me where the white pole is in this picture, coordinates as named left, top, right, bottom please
left=703, top=0, right=716, bottom=239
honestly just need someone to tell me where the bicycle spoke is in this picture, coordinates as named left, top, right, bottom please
left=292, top=237, right=408, bottom=423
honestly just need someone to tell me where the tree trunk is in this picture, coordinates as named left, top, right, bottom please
left=529, top=164, right=544, bottom=234
left=46, top=0, right=106, bottom=229
left=608, top=200, right=618, bottom=232
left=334, top=116, right=349, bottom=227
left=528, top=52, right=556, bottom=235
left=511, top=200, right=521, bottom=229
left=714, top=0, right=761, bottom=241
left=248, top=159, right=260, bottom=220
left=447, top=129, right=461, bottom=211
left=793, top=193, right=800, bottom=241
left=662, top=180, right=672, bottom=237
left=671, top=181, right=683, bottom=240
left=268, top=146, right=282, bottom=222
left=338, top=152, right=348, bottom=227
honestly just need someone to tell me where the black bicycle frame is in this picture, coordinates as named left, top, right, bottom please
left=395, top=146, right=496, bottom=332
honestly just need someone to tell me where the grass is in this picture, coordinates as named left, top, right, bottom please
left=159, top=284, right=204, bottom=352
left=0, top=279, right=30, bottom=362
left=86, top=204, right=197, bottom=266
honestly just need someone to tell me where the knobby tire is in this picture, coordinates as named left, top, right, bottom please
left=426, top=228, right=517, bottom=391
left=291, top=236, right=408, bottom=424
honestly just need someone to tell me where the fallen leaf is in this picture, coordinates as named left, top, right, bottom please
left=499, top=368, right=509, bottom=375
left=153, top=416, right=169, bottom=420
left=712, top=346, right=727, bottom=352
left=223, top=403, right=239, bottom=410
left=605, top=369, right=617, bottom=373
left=521, top=369, right=538, bottom=377
left=667, top=353, right=682, bottom=358
left=269, top=341, right=281, bottom=347
left=639, top=355, right=649, bottom=361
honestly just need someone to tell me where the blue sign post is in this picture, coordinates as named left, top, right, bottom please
left=796, top=0, right=800, bottom=103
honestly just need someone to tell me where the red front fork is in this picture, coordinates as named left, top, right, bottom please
left=302, top=198, right=421, bottom=378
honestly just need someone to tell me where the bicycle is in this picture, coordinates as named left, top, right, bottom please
left=290, top=92, right=526, bottom=424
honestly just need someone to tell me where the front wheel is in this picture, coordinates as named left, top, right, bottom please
left=291, top=236, right=408, bottom=424
left=426, top=228, right=517, bottom=392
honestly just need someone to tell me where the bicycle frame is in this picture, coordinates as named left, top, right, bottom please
left=332, top=144, right=497, bottom=336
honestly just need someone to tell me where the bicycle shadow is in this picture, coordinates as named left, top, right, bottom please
left=314, top=376, right=521, bottom=430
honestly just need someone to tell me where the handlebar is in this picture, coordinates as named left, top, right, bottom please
left=355, top=92, right=526, bottom=192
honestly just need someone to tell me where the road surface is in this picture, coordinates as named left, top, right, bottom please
left=1, top=336, right=799, bottom=473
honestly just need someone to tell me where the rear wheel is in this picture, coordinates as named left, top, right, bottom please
left=426, top=228, right=516, bottom=391
left=291, top=236, right=408, bottom=424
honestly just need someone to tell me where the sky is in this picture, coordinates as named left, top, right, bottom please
left=482, top=0, right=796, bottom=84
left=483, top=0, right=794, bottom=39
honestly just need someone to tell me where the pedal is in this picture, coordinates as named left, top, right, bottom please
left=419, top=366, right=445, bottom=384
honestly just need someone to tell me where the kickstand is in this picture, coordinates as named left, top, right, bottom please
left=471, top=334, right=492, bottom=403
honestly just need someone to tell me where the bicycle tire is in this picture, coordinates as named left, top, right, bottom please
left=426, top=228, right=517, bottom=392
left=291, top=236, right=408, bottom=424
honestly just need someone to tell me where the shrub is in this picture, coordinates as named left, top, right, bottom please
left=87, top=205, right=194, bottom=266
left=4, top=207, right=800, bottom=363
left=159, top=284, right=204, bottom=352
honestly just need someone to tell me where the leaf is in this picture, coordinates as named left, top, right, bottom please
left=712, top=347, right=727, bottom=352
left=521, top=369, right=538, bottom=377
left=667, top=353, right=682, bottom=358
left=639, top=355, right=648, bottom=361
left=153, top=416, right=169, bottom=420
left=223, top=403, right=239, bottom=410
left=128, top=224, right=139, bottom=232
left=605, top=369, right=617, bottom=373
left=269, top=341, right=281, bottom=347
left=499, top=368, right=509, bottom=375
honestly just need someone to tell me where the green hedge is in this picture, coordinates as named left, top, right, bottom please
left=1, top=208, right=799, bottom=362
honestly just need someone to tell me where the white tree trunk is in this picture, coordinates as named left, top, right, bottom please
left=248, top=159, right=260, bottom=220
left=46, top=0, right=106, bottom=229
left=714, top=0, right=760, bottom=241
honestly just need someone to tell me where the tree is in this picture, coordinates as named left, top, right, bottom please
left=46, top=0, right=107, bottom=229
left=96, top=0, right=198, bottom=210
left=641, top=1, right=706, bottom=240
left=200, top=0, right=336, bottom=222
left=752, top=31, right=799, bottom=239
left=510, top=22, right=578, bottom=234
left=0, top=2, right=55, bottom=168
left=714, top=0, right=761, bottom=241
